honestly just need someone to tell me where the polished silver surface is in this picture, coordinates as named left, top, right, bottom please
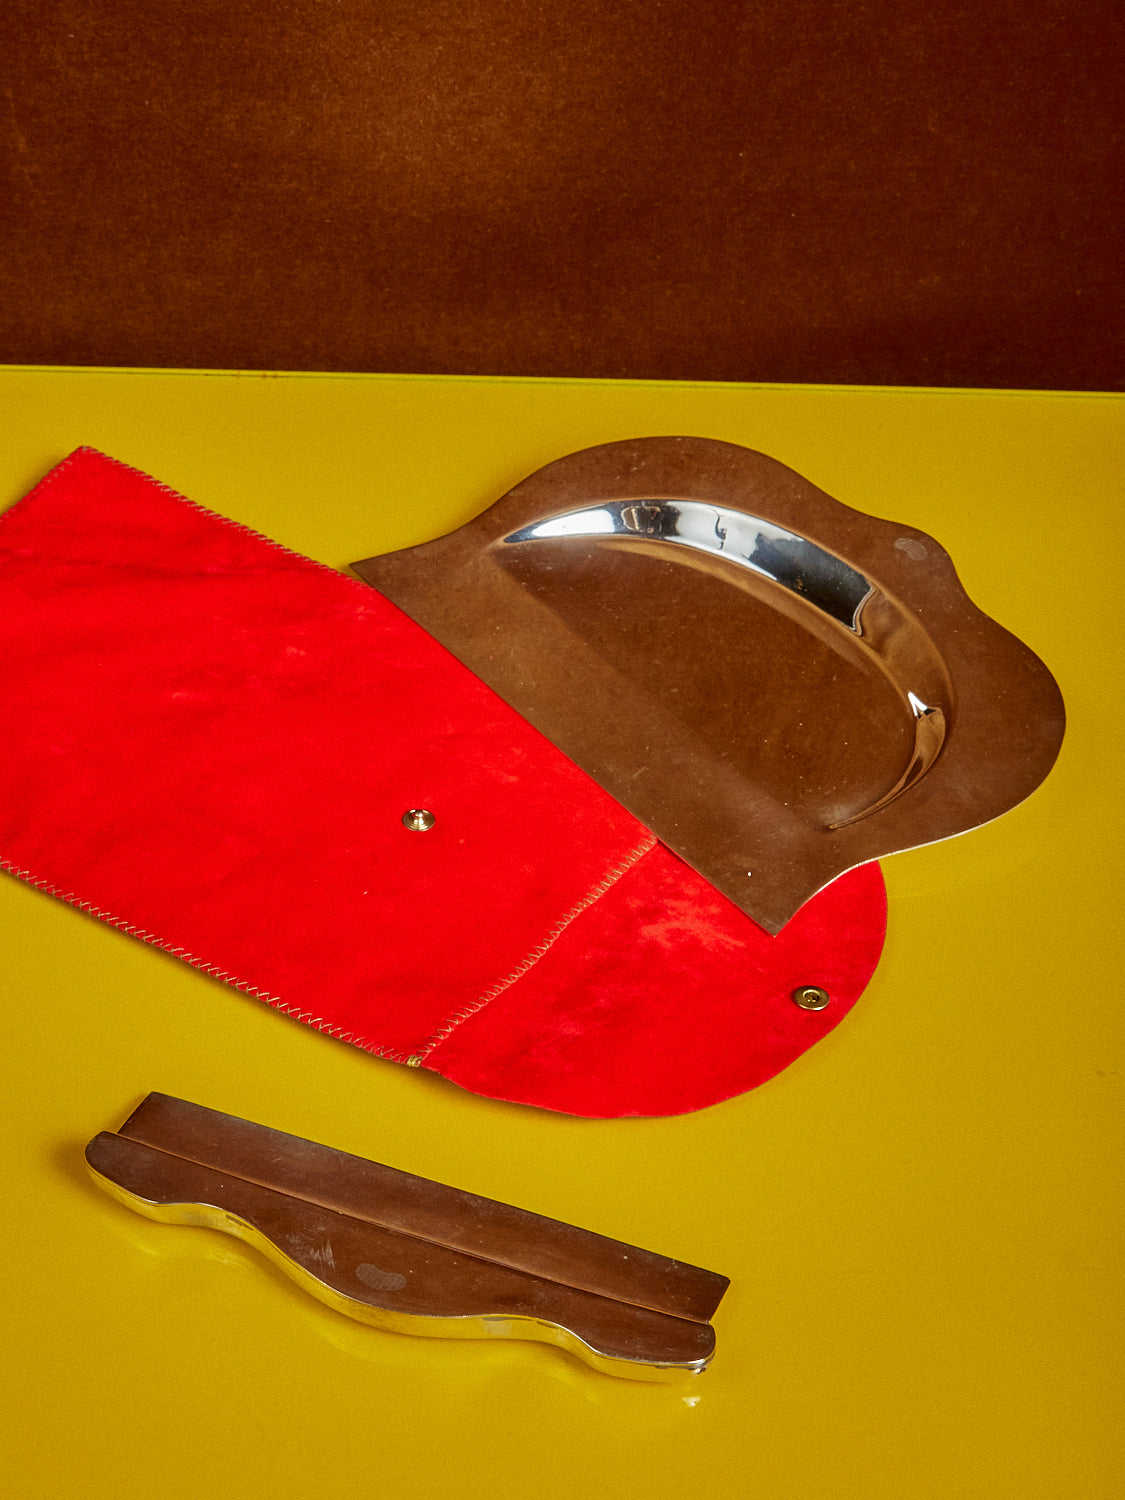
left=829, top=695, right=946, bottom=829
left=87, top=1093, right=729, bottom=1381
left=506, top=500, right=875, bottom=632
left=506, top=498, right=947, bottom=828
left=353, top=436, right=1066, bottom=933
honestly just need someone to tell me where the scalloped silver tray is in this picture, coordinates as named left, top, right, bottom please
left=353, top=437, right=1064, bottom=932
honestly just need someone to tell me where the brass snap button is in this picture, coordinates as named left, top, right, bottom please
left=792, top=985, right=830, bottom=1011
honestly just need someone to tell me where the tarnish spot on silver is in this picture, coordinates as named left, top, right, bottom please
left=895, top=536, right=928, bottom=561
left=285, top=1231, right=336, bottom=1270
left=355, top=1263, right=407, bottom=1292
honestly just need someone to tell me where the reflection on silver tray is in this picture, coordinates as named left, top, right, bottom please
left=353, top=437, right=1064, bottom=933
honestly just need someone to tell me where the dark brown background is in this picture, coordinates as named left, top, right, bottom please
left=2, top=0, right=1121, bottom=388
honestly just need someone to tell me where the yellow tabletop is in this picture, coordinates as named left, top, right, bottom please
left=2, top=368, right=1121, bottom=1499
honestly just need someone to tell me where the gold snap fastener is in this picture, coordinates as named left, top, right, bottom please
left=402, top=808, right=436, bottom=832
left=792, top=985, right=830, bottom=1011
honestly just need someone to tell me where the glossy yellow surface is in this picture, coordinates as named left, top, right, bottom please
left=2, top=368, right=1121, bottom=1498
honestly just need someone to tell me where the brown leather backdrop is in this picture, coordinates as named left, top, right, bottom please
left=1, top=0, right=1121, bottom=389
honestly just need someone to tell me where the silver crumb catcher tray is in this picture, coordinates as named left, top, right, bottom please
left=353, top=437, right=1064, bottom=933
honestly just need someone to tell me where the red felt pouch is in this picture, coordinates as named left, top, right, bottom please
left=0, top=450, right=885, bottom=1116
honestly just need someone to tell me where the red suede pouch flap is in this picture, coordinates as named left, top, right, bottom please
left=0, top=450, right=886, bottom=1116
